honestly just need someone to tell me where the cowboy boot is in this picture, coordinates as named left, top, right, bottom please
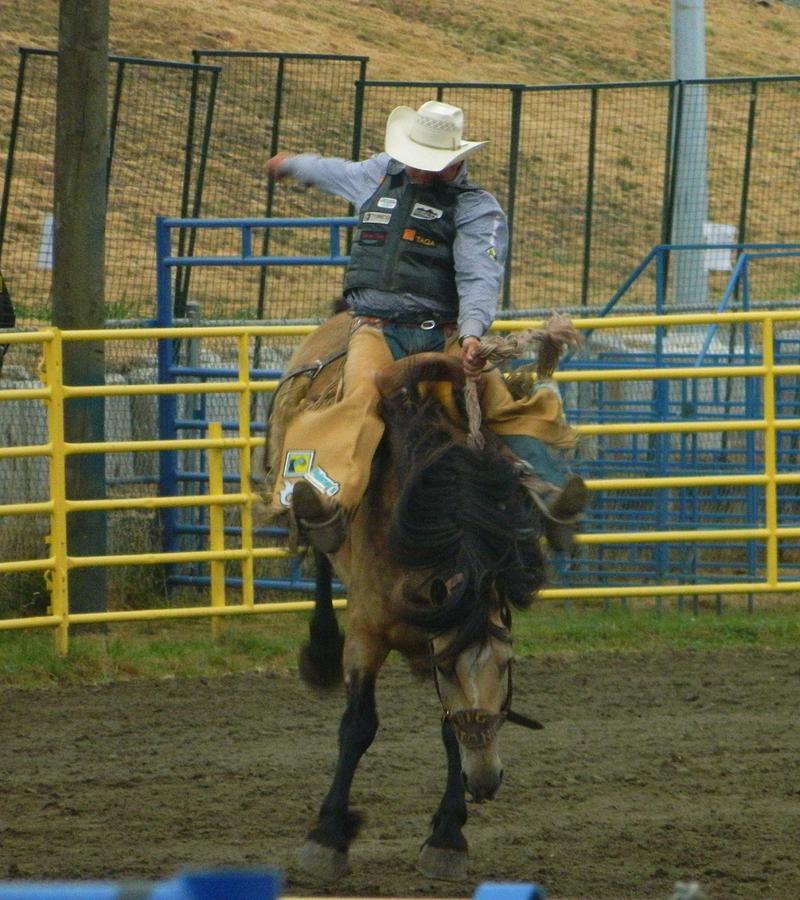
left=547, top=474, right=588, bottom=520
left=291, top=480, right=346, bottom=554
left=542, top=474, right=588, bottom=553
left=521, top=473, right=588, bottom=554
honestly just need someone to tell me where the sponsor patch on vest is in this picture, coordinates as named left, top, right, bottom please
left=377, top=197, right=398, bottom=209
left=359, top=230, right=386, bottom=245
left=410, top=202, right=443, bottom=220
left=283, top=450, right=314, bottom=477
left=402, top=228, right=438, bottom=248
left=362, top=211, right=392, bottom=225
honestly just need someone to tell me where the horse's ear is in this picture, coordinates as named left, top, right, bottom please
left=431, top=572, right=465, bottom=605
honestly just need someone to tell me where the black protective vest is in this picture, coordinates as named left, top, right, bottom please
left=343, top=161, right=478, bottom=311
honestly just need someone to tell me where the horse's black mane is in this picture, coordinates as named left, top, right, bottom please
left=381, top=383, right=546, bottom=665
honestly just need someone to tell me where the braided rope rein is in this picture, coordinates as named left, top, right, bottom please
left=463, top=314, right=581, bottom=450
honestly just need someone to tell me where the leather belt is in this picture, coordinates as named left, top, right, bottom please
left=354, top=314, right=455, bottom=331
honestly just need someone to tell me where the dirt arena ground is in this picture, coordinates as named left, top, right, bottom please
left=1, top=648, right=798, bottom=900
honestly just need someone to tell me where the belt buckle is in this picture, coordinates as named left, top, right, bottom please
left=420, top=319, right=437, bottom=330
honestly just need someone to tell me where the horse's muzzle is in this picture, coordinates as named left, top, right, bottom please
left=449, top=708, right=506, bottom=802
left=463, top=766, right=504, bottom=803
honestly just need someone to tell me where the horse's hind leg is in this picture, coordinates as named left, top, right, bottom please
left=297, top=669, right=379, bottom=883
left=298, top=550, right=344, bottom=689
left=417, top=718, right=469, bottom=881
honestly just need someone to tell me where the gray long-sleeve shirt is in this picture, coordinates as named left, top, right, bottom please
left=278, top=152, right=508, bottom=339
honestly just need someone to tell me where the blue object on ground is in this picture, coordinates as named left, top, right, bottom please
left=0, top=868, right=282, bottom=900
left=474, top=882, right=547, bottom=900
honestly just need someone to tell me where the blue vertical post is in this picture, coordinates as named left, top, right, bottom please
left=329, top=222, right=341, bottom=258
left=156, top=216, right=179, bottom=557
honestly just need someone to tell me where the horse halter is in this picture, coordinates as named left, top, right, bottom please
left=430, top=623, right=543, bottom=744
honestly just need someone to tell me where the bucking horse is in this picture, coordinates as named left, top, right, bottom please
left=262, top=310, right=575, bottom=883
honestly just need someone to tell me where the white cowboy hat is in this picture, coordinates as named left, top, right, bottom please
left=384, top=100, right=488, bottom=172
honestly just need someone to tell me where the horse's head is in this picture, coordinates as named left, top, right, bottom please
left=377, top=352, right=547, bottom=802
left=430, top=609, right=515, bottom=801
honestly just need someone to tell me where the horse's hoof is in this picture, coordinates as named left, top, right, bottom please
left=297, top=839, right=349, bottom=883
left=416, top=844, right=468, bottom=881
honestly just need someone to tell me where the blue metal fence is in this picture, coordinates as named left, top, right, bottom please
left=559, top=244, right=800, bottom=587
left=155, top=215, right=357, bottom=595
left=153, top=219, right=800, bottom=595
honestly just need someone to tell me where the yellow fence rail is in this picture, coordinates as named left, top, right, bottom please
left=1, top=311, right=800, bottom=653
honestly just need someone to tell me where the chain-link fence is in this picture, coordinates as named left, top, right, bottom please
left=356, top=76, right=800, bottom=317
left=3, top=58, right=800, bottom=330
left=173, top=52, right=369, bottom=326
left=0, top=49, right=220, bottom=325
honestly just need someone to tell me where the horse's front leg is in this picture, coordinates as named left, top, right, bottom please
left=298, top=670, right=378, bottom=883
left=417, top=718, right=469, bottom=880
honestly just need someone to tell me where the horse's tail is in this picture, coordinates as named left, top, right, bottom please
left=298, top=549, right=344, bottom=690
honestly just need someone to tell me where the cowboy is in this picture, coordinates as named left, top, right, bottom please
left=266, top=100, right=587, bottom=554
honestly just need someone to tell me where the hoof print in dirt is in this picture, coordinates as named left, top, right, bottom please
left=297, top=840, right=349, bottom=883
left=416, top=844, right=468, bottom=881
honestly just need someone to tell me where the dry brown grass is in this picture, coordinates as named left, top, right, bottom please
left=1, top=0, right=799, bottom=103
left=2, top=2, right=798, bottom=323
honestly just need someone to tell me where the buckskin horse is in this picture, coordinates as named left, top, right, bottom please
left=263, top=311, right=558, bottom=883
